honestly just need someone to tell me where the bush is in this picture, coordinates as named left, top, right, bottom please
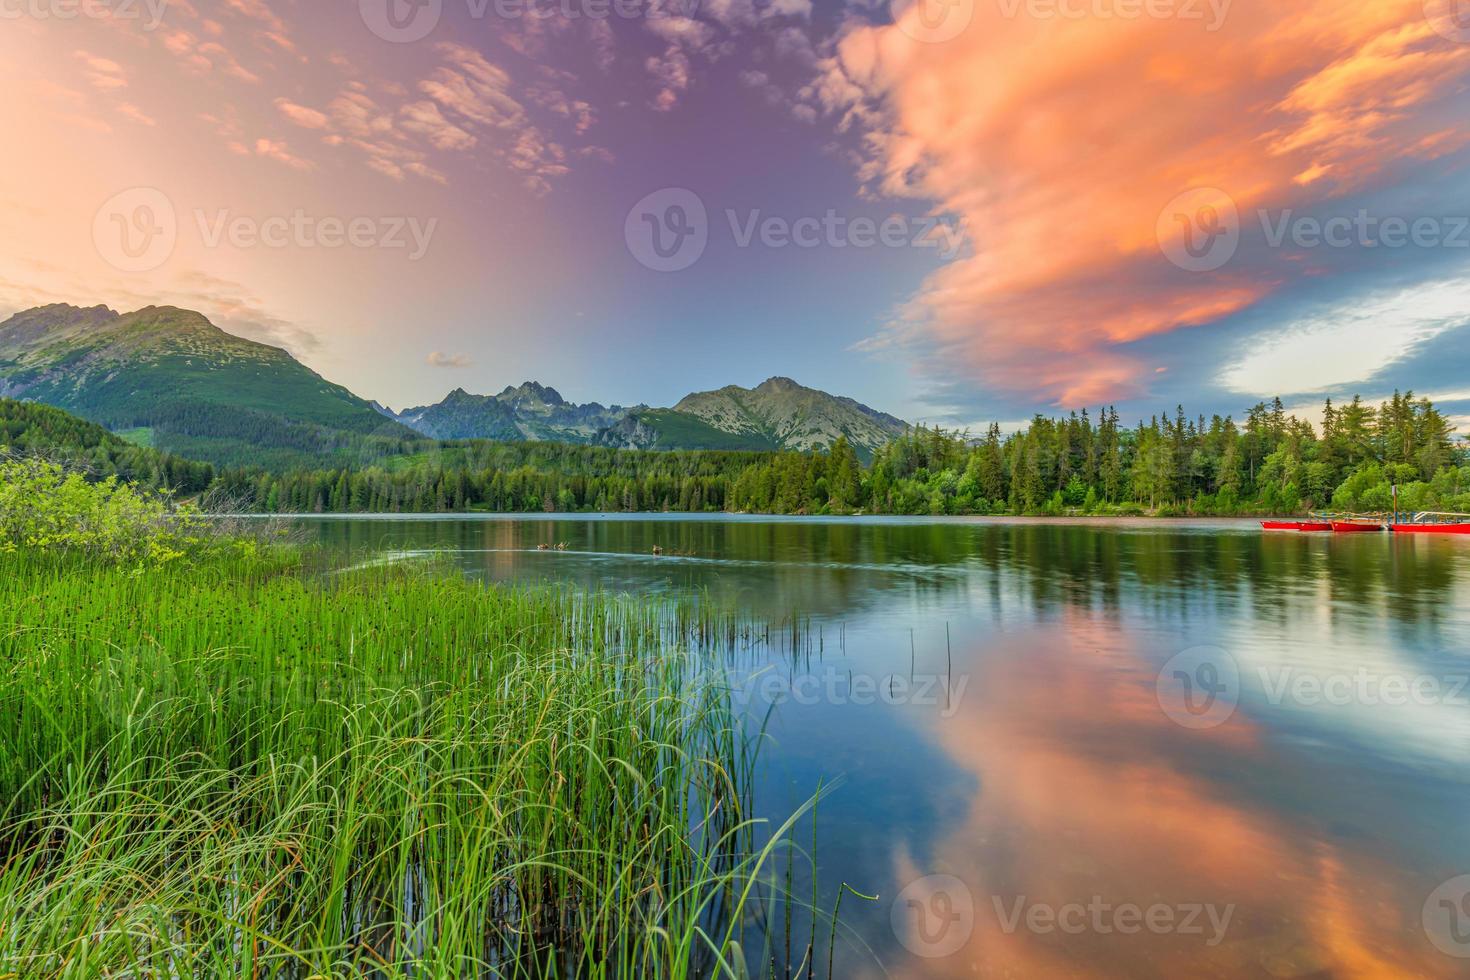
left=0, top=456, right=209, bottom=566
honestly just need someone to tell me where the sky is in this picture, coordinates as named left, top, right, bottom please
left=1, top=0, right=1469, bottom=432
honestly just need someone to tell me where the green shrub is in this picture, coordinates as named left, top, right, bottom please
left=0, top=457, right=208, bottom=565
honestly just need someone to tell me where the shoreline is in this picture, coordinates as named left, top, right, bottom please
left=214, top=512, right=1305, bottom=528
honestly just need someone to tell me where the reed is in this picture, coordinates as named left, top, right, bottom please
left=0, top=551, right=824, bottom=977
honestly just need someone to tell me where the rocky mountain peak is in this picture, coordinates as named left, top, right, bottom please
left=498, top=381, right=566, bottom=407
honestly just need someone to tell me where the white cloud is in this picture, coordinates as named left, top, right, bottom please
left=1223, top=278, right=1470, bottom=397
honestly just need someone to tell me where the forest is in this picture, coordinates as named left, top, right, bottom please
left=5, top=392, right=1465, bottom=517
left=207, top=392, right=1468, bottom=517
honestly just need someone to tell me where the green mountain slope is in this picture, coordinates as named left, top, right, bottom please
left=0, top=397, right=215, bottom=490
left=0, top=305, right=420, bottom=468
left=396, top=377, right=908, bottom=458
left=595, top=409, right=780, bottom=452
left=669, top=377, right=908, bottom=459
left=0, top=305, right=909, bottom=466
left=389, top=388, right=523, bottom=441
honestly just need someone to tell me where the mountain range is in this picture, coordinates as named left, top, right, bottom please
left=383, top=382, right=636, bottom=444
left=382, top=377, right=908, bottom=459
left=0, top=304, right=909, bottom=467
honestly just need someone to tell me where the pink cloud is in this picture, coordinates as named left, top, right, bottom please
left=224, top=0, right=288, bottom=35
left=274, top=97, right=328, bottom=129
left=824, top=0, right=1470, bottom=406
left=117, top=103, right=156, bottom=126
left=645, top=43, right=692, bottom=111
left=253, top=137, right=314, bottom=170
left=399, top=101, right=477, bottom=151
left=73, top=50, right=127, bottom=90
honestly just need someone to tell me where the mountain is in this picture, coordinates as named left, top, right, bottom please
left=395, top=377, right=907, bottom=459
left=385, top=381, right=633, bottom=443
left=0, top=303, right=910, bottom=466
left=0, top=304, right=420, bottom=469
left=594, top=409, right=781, bottom=453
left=599, top=377, right=908, bottom=459
left=389, top=388, right=522, bottom=441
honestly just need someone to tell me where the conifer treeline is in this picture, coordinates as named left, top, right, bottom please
left=0, top=398, right=215, bottom=491
left=222, top=392, right=1467, bottom=517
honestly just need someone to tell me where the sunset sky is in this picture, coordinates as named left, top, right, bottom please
left=2, top=0, right=1469, bottom=428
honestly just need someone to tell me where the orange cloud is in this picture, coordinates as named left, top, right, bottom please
left=820, top=0, right=1470, bottom=405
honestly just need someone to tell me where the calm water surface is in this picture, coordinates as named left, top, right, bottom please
left=301, top=514, right=1470, bottom=978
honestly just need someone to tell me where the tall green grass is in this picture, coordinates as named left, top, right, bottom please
left=0, top=551, right=827, bottom=977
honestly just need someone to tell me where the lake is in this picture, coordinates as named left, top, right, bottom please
left=302, top=514, right=1470, bottom=978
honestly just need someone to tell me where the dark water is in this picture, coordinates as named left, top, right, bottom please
left=303, top=514, right=1470, bottom=978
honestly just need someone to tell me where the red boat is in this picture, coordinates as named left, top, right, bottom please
left=1330, top=521, right=1383, bottom=533
left=1390, top=523, right=1470, bottom=534
left=1260, top=521, right=1333, bottom=531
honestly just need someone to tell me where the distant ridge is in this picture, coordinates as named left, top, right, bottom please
left=384, top=382, right=634, bottom=443
left=0, top=303, right=910, bottom=465
left=392, top=376, right=909, bottom=458
left=0, top=304, right=417, bottom=468
left=667, top=376, right=908, bottom=458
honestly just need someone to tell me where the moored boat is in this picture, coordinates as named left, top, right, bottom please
left=1388, top=511, right=1470, bottom=534
left=1390, top=523, right=1470, bottom=534
left=1263, top=512, right=1389, bottom=532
